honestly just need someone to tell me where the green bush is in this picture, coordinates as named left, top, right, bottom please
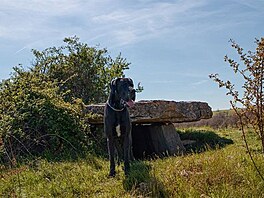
left=0, top=67, right=89, bottom=163
left=32, top=36, right=130, bottom=104
left=0, top=36, right=131, bottom=164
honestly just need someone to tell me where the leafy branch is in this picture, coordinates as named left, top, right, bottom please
left=209, top=38, right=264, bottom=181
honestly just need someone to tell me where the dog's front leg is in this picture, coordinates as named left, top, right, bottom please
left=104, top=106, right=116, bottom=177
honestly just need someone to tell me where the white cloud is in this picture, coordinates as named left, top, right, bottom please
left=233, top=0, right=264, bottom=11
left=192, top=79, right=208, bottom=86
left=0, top=0, right=82, bottom=15
left=0, top=0, right=263, bottom=52
left=89, top=0, right=210, bottom=47
left=0, top=0, right=103, bottom=40
left=147, top=80, right=180, bottom=84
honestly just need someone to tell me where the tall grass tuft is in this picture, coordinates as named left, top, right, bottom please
left=1, top=128, right=263, bottom=197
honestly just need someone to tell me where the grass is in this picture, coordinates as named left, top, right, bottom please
left=1, top=127, right=264, bottom=197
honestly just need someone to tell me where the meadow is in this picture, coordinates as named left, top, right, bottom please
left=1, top=126, right=263, bottom=197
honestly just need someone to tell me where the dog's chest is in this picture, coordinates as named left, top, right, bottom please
left=116, top=125, right=121, bottom=137
left=114, top=112, right=124, bottom=137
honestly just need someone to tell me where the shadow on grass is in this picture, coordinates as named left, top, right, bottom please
left=0, top=140, right=107, bottom=172
left=177, top=129, right=234, bottom=153
left=0, top=124, right=109, bottom=168
left=123, top=161, right=167, bottom=197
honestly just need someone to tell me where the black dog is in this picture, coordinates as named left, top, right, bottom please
left=104, top=78, right=136, bottom=177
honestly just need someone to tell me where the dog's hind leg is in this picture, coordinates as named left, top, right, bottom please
left=107, top=135, right=116, bottom=177
left=122, top=128, right=130, bottom=176
left=129, top=132, right=134, bottom=161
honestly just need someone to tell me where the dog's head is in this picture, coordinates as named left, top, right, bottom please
left=110, top=78, right=136, bottom=108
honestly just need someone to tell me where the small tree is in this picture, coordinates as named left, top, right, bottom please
left=31, top=36, right=130, bottom=104
left=0, top=67, right=89, bottom=163
left=210, top=38, right=264, bottom=153
left=0, top=36, right=133, bottom=163
left=210, top=38, right=264, bottom=180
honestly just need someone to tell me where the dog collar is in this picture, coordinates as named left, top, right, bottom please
left=106, top=101, right=125, bottom=112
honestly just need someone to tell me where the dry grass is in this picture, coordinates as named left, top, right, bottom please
left=1, top=127, right=264, bottom=197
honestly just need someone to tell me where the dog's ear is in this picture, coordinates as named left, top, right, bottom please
left=110, top=78, right=121, bottom=92
left=127, top=78, right=136, bottom=101
left=131, top=89, right=136, bottom=101
left=127, top=78, right=134, bottom=88
left=110, top=79, right=116, bottom=91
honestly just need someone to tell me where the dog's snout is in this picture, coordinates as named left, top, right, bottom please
left=129, top=86, right=134, bottom=91
left=129, top=88, right=136, bottom=101
left=128, top=87, right=133, bottom=96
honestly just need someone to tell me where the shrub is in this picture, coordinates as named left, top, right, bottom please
left=210, top=38, right=264, bottom=180
left=0, top=67, right=89, bottom=164
left=31, top=36, right=130, bottom=104
left=0, top=36, right=132, bottom=164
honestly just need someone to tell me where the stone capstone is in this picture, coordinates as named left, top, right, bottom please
left=85, top=100, right=213, bottom=124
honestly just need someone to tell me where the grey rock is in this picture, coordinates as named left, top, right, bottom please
left=85, top=100, right=212, bottom=124
left=148, top=123, right=186, bottom=155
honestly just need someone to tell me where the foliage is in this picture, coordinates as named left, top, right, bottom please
left=210, top=38, right=264, bottom=152
left=31, top=36, right=130, bottom=104
left=0, top=36, right=132, bottom=163
left=1, top=128, right=263, bottom=197
left=0, top=67, right=89, bottom=163
left=210, top=38, right=264, bottom=180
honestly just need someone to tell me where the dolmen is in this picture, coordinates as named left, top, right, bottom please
left=85, top=100, right=213, bottom=159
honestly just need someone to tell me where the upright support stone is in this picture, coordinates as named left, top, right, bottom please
left=132, top=123, right=185, bottom=159
left=149, top=124, right=185, bottom=156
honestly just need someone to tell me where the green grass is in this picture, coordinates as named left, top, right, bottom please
left=1, top=127, right=264, bottom=197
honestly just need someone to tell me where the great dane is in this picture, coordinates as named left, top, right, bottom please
left=104, top=78, right=136, bottom=177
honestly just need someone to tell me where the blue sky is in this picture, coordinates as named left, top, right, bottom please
left=0, top=0, right=263, bottom=110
